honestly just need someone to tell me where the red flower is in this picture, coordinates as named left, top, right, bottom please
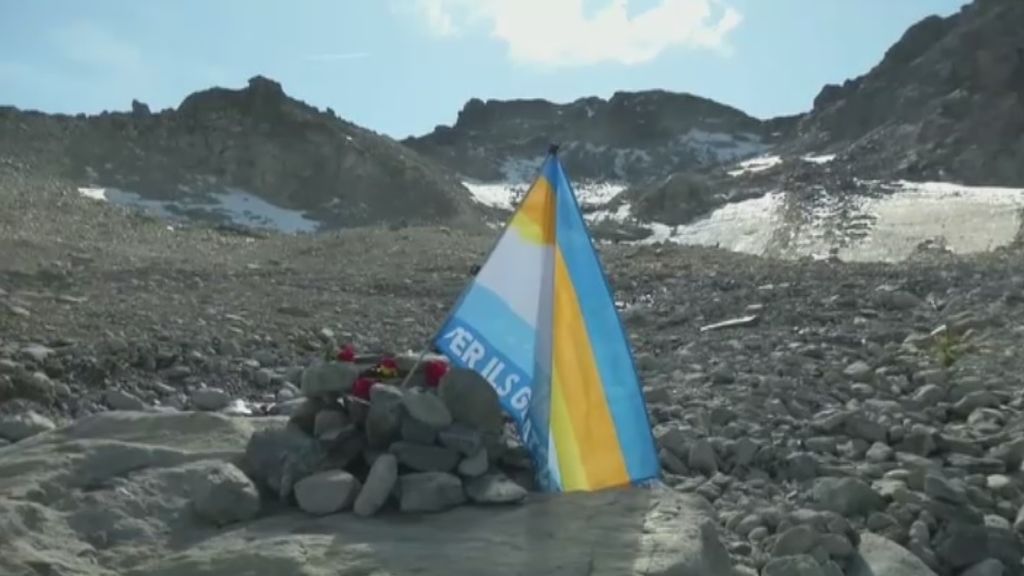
left=336, top=344, right=356, bottom=362
left=352, top=377, right=375, bottom=401
left=423, top=360, right=449, bottom=388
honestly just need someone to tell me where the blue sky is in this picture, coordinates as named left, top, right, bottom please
left=1, top=0, right=968, bottom=138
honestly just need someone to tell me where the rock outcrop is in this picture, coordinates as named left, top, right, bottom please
left=0, top=76, right=485, bottom=231
left=790, top=0, right=1024, bottom=186
left=0, top=410, right=737, bottom=576
left=404, top=91, right=791, bottom=185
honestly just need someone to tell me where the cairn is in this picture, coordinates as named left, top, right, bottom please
left=241, top=351, right=534, bottom=516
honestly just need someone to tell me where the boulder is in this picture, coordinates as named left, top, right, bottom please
left=464, top=474, right=527, bottom=505
left=438, top=368, right=503, bottom=435
left=0, top=411, right=56, bottom=442
left=191, top=387, right=232, bottom=411
left=300, top=361, right=359, bottom=398
left=848, top=533, right=938, bottom=576
left=191, top=461, right=261, bottom=526
left=354, top=453, right=398, bottom=517
left=398, top=472, right=466, bottom=513
left=293, top=470, right=361, bottom=516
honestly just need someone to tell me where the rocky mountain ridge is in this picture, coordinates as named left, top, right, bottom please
left=788, top=0, right=1024, bottom=187
left=404, top=91, right=797, bottom=185
left=0, top=76, right=486, bottom=231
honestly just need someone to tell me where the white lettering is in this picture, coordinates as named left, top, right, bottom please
left=485, top=361, right=505, bottom=387
left=462, top=340, right=486, bottom=369
left=481, top=357, right=499, bottom=380
left=511, top=387, right=531, bottom=413
left=495, top=373, right=518, bottom=397
left=446, top=327, right=470, bottom=357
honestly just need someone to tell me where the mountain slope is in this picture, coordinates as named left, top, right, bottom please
left=790, top=0, right=1024, bottom=185
left=404, top=91, right=795, bottom=185
left=0, top=76, right=485, bottom=231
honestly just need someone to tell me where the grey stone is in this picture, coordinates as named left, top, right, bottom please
left=242, top=424, right=326, bottom=500
left=784, top=452, right=819, bottom=480
left=105, top=389, right=147, bottom=411
left=934, top=523, right=989, bottom=570
left=924, top=473, right=967, bottom=505
left=912, top=384, right=946, bottom=405
left=191, top=462, right=261, bottom=527
left=191, top=387, right=231, bottom=411
left=458, top=449, right=489, bottom=477
left=846, top=414, right=888, bottom=443
left=300, top=360, right=359, bottom=398
left=899, top=427, right=937, bottom=456
left=365, top=383, right=404, bottom=449
left=465, top=474, right=528, bottom=505
left=0, top=411, right=56, bottom=441
left=688, top=439, right=718, bottom=475
left=390, top=441, right=460, bottom=473
left=961, top=559, right=1005, bottom=576
left=254, top=368, right=275, bottom=388
left=438, top=367, right=503, bottom=435
left=763, top=554, right=826, bottom=576
left=294, top=470, right=361, bottom=516
left=844, top=361, right=874, bottom=382
left=952, top=391, right=999, bottom=417
left=812, top=477, right=885, bottom=517
left=438, top=423, right=483, bottom=456
left=866, top=442, right=894, bottom=463
left=399, top=472, right=466, bottom=513
left=772, top=525, right=819, bottom=557
left=749, top=526, right=770, bottom=542
left=735, top=514, right=763, bottom=537
left=400, top=389, right=452, bottom=445
left=15, top=371, right=56, bottom=402
left=990, top=438, right=1024, bottom=470
left=805, top=436, right=837, bottom=454
left=354, top=453, right=399, bottom=517
left=819, top=533, right=854, bottom=558
left=20, top=344, right=55, bottom=363
left=1014, top=503, right=1024, bottom=534
left=313, top=408, right=354, bottom=441
left=849, top=533, right=938, bottom=576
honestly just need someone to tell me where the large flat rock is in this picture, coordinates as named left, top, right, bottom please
left=0, top=411, right=736, bottom=576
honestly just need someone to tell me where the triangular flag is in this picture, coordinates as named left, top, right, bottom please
left=433, top=147, right=660, bottom=492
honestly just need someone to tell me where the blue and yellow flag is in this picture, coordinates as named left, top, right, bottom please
left=433, top=148, right=660, bottom=492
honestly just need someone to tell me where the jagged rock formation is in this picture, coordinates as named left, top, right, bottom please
left=790, top=0, right=1024, bottom=185
left=404, top=91, right=794, bottom=184
left=0, top=76, right=485, bottom=231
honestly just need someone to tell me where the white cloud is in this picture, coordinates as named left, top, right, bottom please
left=407, top=0, right=742, bottom=67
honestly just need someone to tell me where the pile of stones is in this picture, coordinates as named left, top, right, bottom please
left=241, top=353, right=532, bottom=517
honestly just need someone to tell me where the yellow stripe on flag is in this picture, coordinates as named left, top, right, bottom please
left=509, top=177, right=556, bottom=245
left=551, top=246, right=629, bottom=490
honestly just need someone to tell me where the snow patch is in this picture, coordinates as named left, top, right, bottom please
left=802, top=154, right=836, bottom=164
left=77, top=186, right=319, bottom=234
left=727, top=155, right=783, bottom=177
left=463, top=180, right=626, bottom=211
left=463, top=181, right=519, bottom=210
left=78, top=187, right=107, bottom=201
left=677, top=130, right=770, bottom=163
left=629, top=180, right=1024, bottom=262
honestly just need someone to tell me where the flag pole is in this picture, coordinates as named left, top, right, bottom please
left=398, top=144, right=561, bottom=389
